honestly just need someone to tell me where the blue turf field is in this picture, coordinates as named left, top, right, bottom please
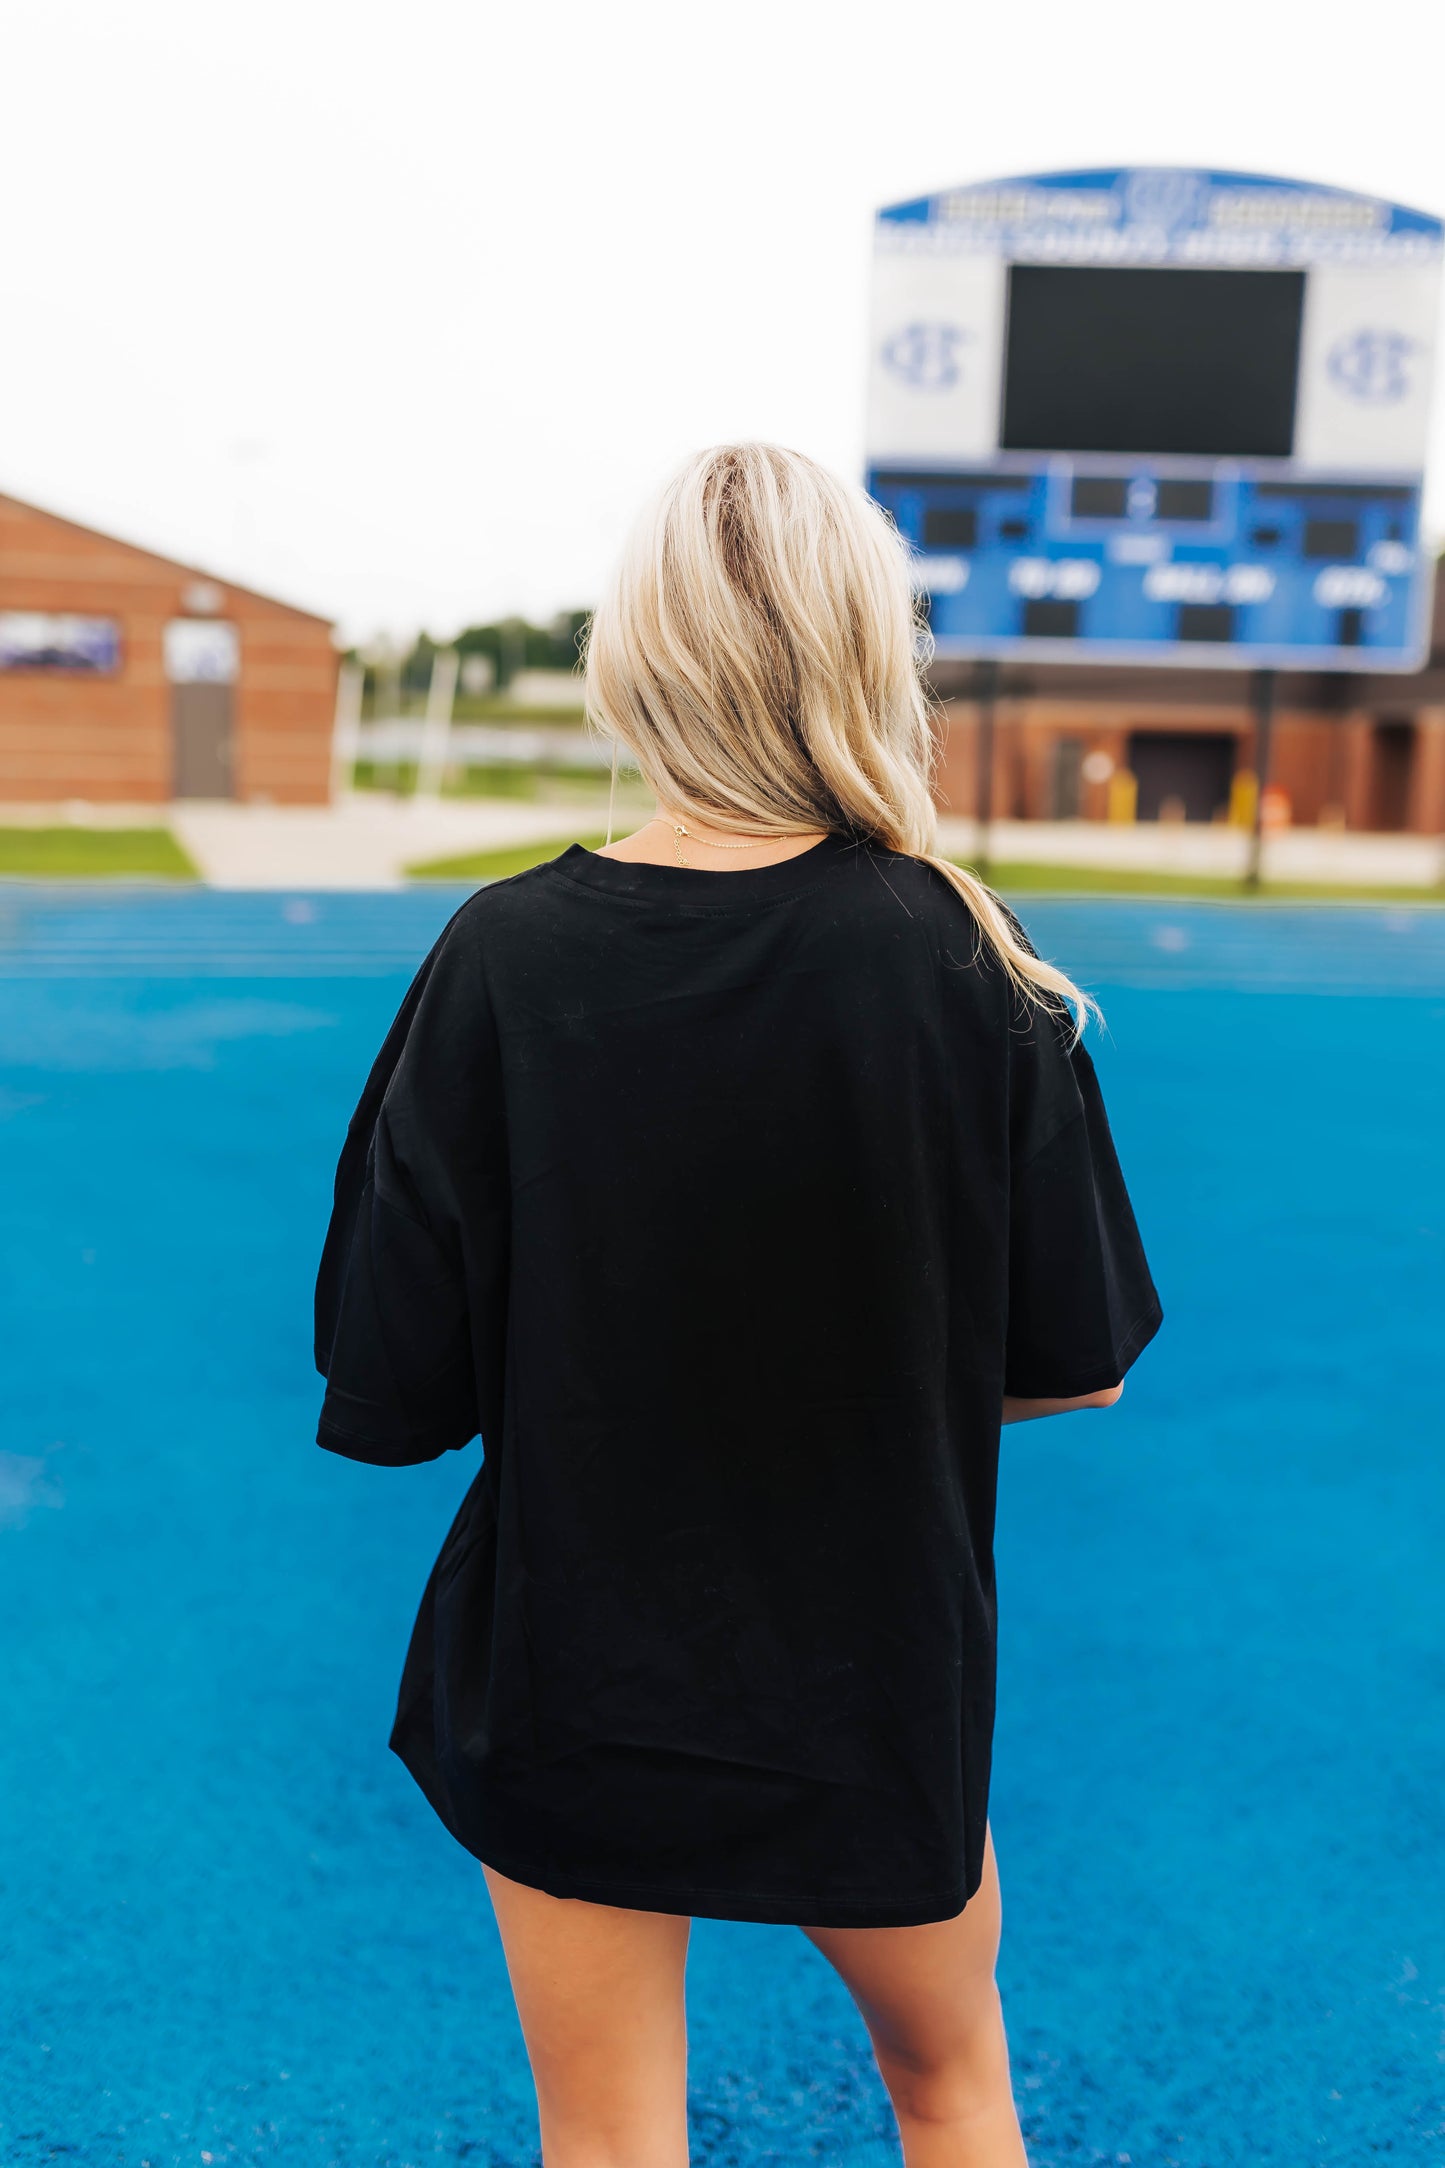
left=2, top=885, right=1443, bottom=2168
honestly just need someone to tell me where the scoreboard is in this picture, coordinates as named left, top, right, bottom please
left=866, top=169, right=1442, bottom=670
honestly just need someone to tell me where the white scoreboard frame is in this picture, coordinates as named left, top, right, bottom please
left=865, top=168, right=1443, bottom=671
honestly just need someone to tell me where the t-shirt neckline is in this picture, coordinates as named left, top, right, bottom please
left=551, top=830, right=857, bottom=902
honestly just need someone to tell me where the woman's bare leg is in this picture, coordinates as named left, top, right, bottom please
left=482, top=1864, right=692, bottom=2168
left=801, top=1828, right=1028, bottom=2168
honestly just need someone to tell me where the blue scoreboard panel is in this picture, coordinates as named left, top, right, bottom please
left=865, top=171, right=1442, bottom=671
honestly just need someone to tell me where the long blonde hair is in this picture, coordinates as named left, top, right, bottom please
left=583, top=442, right=1093, bottom=1030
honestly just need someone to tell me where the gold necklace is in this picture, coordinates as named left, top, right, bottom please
left=648, top=818, right=773, bottom=867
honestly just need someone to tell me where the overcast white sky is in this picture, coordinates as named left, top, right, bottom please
left=3, top=0, right=1443, bottom=643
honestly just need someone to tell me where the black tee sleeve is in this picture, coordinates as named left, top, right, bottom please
left=314, top=906, right=506, bottom=1465
left=1004, top=1005, right=1162, bottom=1399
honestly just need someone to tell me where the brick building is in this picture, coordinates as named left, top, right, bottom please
left=931, top=561, right=1445, bottom=836
left=0, top=492, right=337, bottom=804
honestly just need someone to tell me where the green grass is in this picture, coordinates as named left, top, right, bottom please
left=365, top=697, right=586, bottom=728
left=353, top=761, right=622, bottom=802
left=0, top=826, right=199, bottom=879
left=406, top=832, right=1444, bottom=903
left=406, top=835, right=609, bottom=881
left=451, top=695, right=586, bottom=725
left=962, top=860, right=1444, bottom=903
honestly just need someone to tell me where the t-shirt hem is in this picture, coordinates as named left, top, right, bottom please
left=1003, top=1294, right=1163, bottom=1400
left=316, top=1413, right=454, bottom=1466
left=471, top=1846, right=976, bottom=1929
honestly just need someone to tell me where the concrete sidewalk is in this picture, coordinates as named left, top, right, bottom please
left=0, top=793, right=611, bottom=888
left=170, top=795, right=603, bottom=889
left=935, top=816, right=1445, bottom=888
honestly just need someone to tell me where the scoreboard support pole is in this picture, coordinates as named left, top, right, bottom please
left=1246, top=669, right=1277, bottom=891
left=973, top=659, right=999, bottom=876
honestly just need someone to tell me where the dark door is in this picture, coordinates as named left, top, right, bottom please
left=1370, top=721, right=1415, bottom=833
left=1127, top=731, right=1235, bottom=822
left=172, top=682, right=235, bottom=798
left=1049, top=738, right=1083, bottom=820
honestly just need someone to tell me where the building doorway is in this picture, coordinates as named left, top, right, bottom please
left=1127, top=731, right=1235, bottom=822
left=1370, top=720, right=1416, bottom=833
left=1049, top=738, right=1084, bottom=819
left=166, top=619, right=238, bottom=798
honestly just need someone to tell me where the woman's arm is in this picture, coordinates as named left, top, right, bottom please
left=1000, top=1382, right=1123, bottom=1425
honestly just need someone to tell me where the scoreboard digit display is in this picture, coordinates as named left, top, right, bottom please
left=866, top=169, right=1442, bottom=669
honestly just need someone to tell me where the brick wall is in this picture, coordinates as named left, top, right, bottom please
left=933, top=667, right=1445, bottom=835
left=0, top=494, right=336, bottom=804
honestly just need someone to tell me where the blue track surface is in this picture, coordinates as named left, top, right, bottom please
left=2, top=885, right=1442, bottom=2168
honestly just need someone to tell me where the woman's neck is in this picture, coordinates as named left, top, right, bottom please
left=597, top=809, right=831, bottom=870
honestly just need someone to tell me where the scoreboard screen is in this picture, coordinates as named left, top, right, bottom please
left=1002, top=266, right=1304, bottom=458
left=866, top=168, right=1442, bottom=670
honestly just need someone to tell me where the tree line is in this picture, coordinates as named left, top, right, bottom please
left=350, top=611, right=592, bottom=699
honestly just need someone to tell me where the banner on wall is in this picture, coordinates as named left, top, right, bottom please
left=0, top=612, right=120, bottom=673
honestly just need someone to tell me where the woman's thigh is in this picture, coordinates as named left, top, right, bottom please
left=483, top=1864, right=692, bottom=2166
left=799, top=1827, right=1006, bottom=2069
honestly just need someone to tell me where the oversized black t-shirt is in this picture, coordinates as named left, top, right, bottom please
left=314, top=833, right=1161, bottom=1927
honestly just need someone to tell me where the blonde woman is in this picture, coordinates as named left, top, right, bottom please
left=315, top=444, right=1161, bottom=2167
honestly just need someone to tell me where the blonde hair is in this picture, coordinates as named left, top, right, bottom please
left=583, top=443, right=1095, bottom=1031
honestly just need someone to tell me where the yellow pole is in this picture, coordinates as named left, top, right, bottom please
left=1107, top=769, right=1138, bottom=824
